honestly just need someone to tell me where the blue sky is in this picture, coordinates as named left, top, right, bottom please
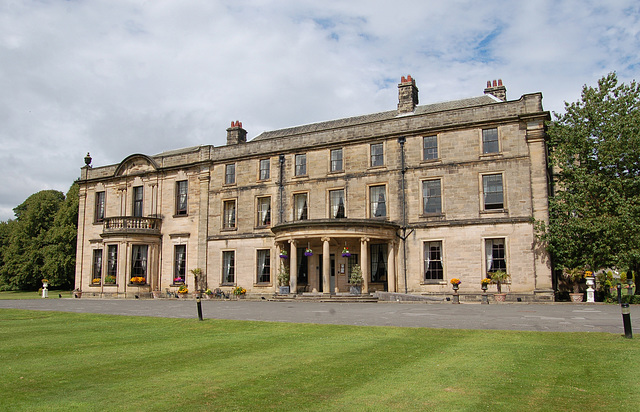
left=0, top=0, right=639, bottom=221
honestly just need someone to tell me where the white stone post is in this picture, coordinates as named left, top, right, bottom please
left=586, top=276, right=595, bottom=303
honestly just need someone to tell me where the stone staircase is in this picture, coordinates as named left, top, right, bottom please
left=269, top=293, right=379, bottom=303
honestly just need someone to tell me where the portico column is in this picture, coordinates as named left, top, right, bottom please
left=360, top=237, right=370, bottom=294
left=322, top=237, right=331, bottom=295
left=289, top=240, right=297, bottom=294
left=388, top=241, right=396, bottom=293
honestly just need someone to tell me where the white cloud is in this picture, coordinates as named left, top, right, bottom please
left=0, top=0, right=638, bottom=221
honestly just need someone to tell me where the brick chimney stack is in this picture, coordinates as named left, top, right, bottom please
left=484, top=79, right=507, bottom=101
left=397, top=75, right=419, bottom=114
left=226, top=120, right=247, bottom=145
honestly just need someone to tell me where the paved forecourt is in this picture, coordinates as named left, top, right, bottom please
left=1, top=298, right=637, bottom=334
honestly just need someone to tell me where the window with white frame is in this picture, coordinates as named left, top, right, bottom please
left=423, top=135, right=438, bottom=160
left=347, top=254, right=359, bottom=283
left=257, top=196, right=271, bottom=227
left=259, top=158, right=270, bottom=180
left=294, top=193, right=308, bottom=220
left=257, top=249, right=271, bottom=283
left=225, top=164, right=236, bottom=185
left=176, top=180, right=188, bottom=216
left=95, top=191, right=105, bottom=223
left=330, top=148, right=343, bottom=172
left=370, top=143, right=384, bottom=167
left=482, top=128, right=499, bottom=154
left=486, top=238, right=507, bottom=273
left=174, top=245, right=186, bottom=284
left=106, top=245, right=117, bottom=284
left=483, top=174, right=504, bottom=210
left=222, top=251, right=235, bottom=284
left=295, top=154, right=307, bottom=176
left=422, top=179, right=442, bottom=214
left=369, top=185, right=387, bottom=218
left=424, top=241, right=443, bottom=281
left=92, top=249, right=102, bottom=283
left=370, top=244, right=387, bottom=282
left=131, top=245, right=148, bottom=281
left=132, top=186, right=143, bottom=217
left=329, top=189, right=345, bottom=219
left=223, top=200, right=236, bottom=229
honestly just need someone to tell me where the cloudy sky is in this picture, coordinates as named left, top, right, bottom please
left=1, top=0, right=638, bottom=221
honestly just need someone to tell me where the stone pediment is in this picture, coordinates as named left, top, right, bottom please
left=114, top=154, right=159, bottom=177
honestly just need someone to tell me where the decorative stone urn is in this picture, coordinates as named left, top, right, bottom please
left=569, top=293, right=584, bottom=303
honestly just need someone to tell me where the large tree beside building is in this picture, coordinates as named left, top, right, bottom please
left=0, top=184, right=78, bottom=290
left=541, top=73, right=640, bottom=273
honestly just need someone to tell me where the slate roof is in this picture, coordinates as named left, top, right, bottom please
left=252, top=95, right=497, bottom=142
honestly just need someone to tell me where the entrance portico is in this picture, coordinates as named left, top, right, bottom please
left=272, top=219, right=399, bottom=295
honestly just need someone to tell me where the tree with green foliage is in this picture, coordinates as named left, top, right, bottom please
left=0, top=184, right=78, bottom=291
left=538, top=73, right=640, bottom=275
left=42, top=183, right=79, bottom=290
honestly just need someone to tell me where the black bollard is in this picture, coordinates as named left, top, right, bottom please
left=622, top=303, right=633, bottom=339
left=196, top=294, right=203, bottom=321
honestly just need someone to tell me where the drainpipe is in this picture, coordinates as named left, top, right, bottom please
left=279, top=154, right=285, bottom=224
left=398, top=136, right=408, bottom=294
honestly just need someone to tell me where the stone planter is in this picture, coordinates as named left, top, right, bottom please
left=569, top=293, right=584, bottom=303
left=279, top=286, right=290, bottom=295
left=494, top=293, right=506, bottom=302
left=350, top=285, right=362, bottom=295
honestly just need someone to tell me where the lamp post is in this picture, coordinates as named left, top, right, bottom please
left=195, top=274, right=203, bottom=321
left=617, top=284, right=632, bottom=338
left=621, top=303, right=633, bottom=339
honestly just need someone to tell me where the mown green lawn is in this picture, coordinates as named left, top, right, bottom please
left=1, top=309, right=638, bottom=411
left=0, top=290, right=73, bottom=300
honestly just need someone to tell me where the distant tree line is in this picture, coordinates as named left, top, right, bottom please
left=0, top=184, right=78, bottom=291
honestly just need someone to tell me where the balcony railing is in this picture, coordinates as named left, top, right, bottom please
left=103, top=216, right=162, bottom=236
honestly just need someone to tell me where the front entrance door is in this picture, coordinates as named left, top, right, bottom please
left=318, top=254, right=336, bottom=294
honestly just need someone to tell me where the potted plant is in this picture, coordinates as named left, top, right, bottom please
left=450, top=278, right=461, bottom=291
left=277, top=265, right=290, bottom=294
left=481, top=277, right=491, bottom=291
left=130, top=276, right=146, bottom=285
left=304, top=248, right=313, bottom=257
left=490, top=270, right=510, bottom=302
left=190, top=268, right=204, bottom=292
left=450, top=278, right=461, bottom=304
left=233, top=286, right=246, bottom=298
left=204, top=288, right=213, bottom=299
left=279, top=250, right=288, bottom=259
left=177, top=285, right=189, bottom=297
left=562, top=267, right=585, bottom=302
left=104, top=275, right=116, bottom=284
left=342, top=247, right=351, bottom=257
left=349, top=264, right=364, bottom=295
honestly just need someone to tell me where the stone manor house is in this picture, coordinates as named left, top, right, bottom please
left=75, top=76, right=553, bottom=301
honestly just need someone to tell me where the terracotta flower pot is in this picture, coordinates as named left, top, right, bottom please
left=494, top=293, right=506, bottom=302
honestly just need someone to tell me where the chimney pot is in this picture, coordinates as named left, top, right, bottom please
left=227, top=120, right=247, bottom=145
left=397, top=75, right=419, bottom=113
left=484, top=78, right=507, bottom=101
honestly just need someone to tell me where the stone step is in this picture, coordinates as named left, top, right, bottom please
left=269, top=293, right=379, bottom=303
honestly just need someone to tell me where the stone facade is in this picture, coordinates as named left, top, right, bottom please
left=75, top=76, right=553, bottom=301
